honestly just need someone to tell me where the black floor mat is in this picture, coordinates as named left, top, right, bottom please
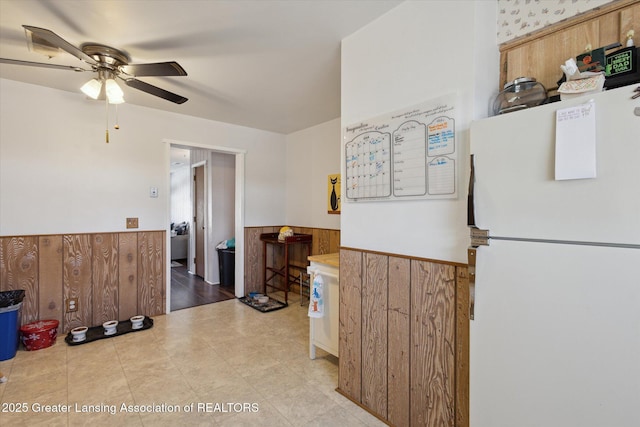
left=64, top=317, right=153, bottom=346
left=238, top=296, right=287, bottom=313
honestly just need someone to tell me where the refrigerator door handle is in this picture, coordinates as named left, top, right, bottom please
left=467, top=155, right=475, bottom=226
left=467, top=227, right=488, bottom=320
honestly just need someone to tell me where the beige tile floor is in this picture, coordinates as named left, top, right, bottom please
left=0, top=294, right=387, bottom=426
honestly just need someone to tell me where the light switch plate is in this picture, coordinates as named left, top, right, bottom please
left=126, top=217, right=139, bottom=229
left=150, top=187, right=158, bottom=198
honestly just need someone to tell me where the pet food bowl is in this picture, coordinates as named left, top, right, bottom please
left=70, top=326, right=88, bottom=342
left=130, top=315, right=145, bottom=330
left=257, top=296, right=269, bottom=304
left=102, top=320, right=118, bottom=335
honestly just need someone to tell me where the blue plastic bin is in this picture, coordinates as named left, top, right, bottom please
left=0, top=290, right=25, bottom=361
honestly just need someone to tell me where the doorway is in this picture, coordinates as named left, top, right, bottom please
left=170, top=262, right=235, bottom=311
left=193, top=163, right=205, bottom=278
left=166, top=140, right=246, bottom=313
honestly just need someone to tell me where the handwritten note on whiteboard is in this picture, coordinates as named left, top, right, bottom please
left=555, top=100, right=597, bottom=180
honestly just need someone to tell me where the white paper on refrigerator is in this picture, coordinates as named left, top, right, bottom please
left=555, top=100, right=596, bottom=180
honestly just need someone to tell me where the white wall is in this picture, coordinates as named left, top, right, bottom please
left=0, top=78, right=287, bottom=236
left=285, top=118, right=341, bottom=230
left=210, top=151, right=235, bottom=284
left=340, top=0, right=498, bottom=263
left=170, top=166, right=191, bottom=225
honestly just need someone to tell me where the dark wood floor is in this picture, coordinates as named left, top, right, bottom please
left=170, top=260, right=236, bottom=311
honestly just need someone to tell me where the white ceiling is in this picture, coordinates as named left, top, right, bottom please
left=0, top=0, right=401, bottom=134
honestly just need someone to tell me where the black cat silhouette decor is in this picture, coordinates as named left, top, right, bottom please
left=328, top=174, right=341, bottom=214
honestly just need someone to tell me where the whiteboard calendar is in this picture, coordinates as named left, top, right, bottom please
left=343, top=93, right=458, bottom=202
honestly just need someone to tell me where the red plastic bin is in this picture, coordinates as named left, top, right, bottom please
left=20, top=320, right=59, bottom=351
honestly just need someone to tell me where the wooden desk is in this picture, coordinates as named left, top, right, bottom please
left=260, top=233, right=312, bottom=304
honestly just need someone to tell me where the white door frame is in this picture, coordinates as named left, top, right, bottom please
left=164, top=139, right=246, bottom=313
left=191, top=160, right=207, bottom=279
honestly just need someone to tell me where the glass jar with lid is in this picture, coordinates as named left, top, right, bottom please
left=492, top=77, right=548, bottom=115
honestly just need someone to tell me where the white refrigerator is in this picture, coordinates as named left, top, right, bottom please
left=469, top=86, right=640, bottom=427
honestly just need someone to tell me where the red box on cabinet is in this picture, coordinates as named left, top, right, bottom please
left=20, top=320, right=59, bottom=351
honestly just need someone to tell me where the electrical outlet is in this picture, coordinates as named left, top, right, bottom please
left=126, top=217, right=139, bottom=229
left=66, top=297, right=78, bottom=313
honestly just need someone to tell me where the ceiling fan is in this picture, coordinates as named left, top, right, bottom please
left=0, top=25, right=188, bottom=104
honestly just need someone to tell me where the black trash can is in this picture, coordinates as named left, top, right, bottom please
left=217, top=248, right=235, bottom=287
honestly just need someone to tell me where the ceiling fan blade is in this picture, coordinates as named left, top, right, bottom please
left=123, top=78, right=188, bottom=104
left=0, top=57, right=88, bottom=72
left=121, top=61, right=187, bottom=77
left=22, top=25, right=97, bottom=65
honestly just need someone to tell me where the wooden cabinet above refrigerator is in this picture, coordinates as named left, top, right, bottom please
left=499, top=0, right=640, bottom=96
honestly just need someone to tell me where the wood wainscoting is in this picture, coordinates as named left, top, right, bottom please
left=0, top=231, right=165, bottom=333
left=244, top=226, right=340, bottom=296
left=339, top=247, right=469, bottom=427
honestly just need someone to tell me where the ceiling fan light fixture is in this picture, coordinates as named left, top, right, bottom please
left=5, top=26, right=189, bottom=143
left=105, top=78, right=124, bottom=102
left=80, top=78, right=102, bottom=99
left=108, top=94, right=125, bottom=105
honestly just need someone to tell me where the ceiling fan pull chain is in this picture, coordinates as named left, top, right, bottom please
left=114, top=104, right=120, bottom=130
left=105, top=94, right=109, bottom=143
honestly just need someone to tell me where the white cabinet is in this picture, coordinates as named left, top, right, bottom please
left=307, top=253, right=339, bottom=359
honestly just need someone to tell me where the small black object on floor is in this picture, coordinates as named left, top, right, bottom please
left=239, top=296, right=287, bottom=313
left=64, top=317, right=153, bottom=346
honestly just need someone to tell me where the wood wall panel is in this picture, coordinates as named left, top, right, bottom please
left=267, top=227, right=284, bottom=289
left=312, top=228, right=330, bottom=255
left=91, top=234, right=119, bottom=325
left=295, top=226, right=311, bottom=237
left=38, top=236, right=63, bottom=328
left=388, top=256, right=411, bottom=427
left=118, top=233, right=138, bottom=321
left=621, top=3, right=640, bottom=45
left=0, top=238, right=4, bottom=290
left=504, top=21, right=599, bottom=91
left=598, top=11, right=622, bottom=48
left=262, top=227, right=286, bottom=290
left=63, top=235, right=92, bottom=331
left=338, top=248, right=468, bottom=427
left=411, top=261, right=456, bottom=427
left=265, top=238, right=279, bottom=289
left=455, top=266, right=470, bottom=427
left=0, top=231, right=165, bottom=333
left=338, top=248, right=362, bottom=402
left=361, top=252, right=388, bottom=418
left=138, top=231, right=165, bottom=317
left=0, top=237, right=39, bottom=324
left=329, top=230, right=340, bottom=254
left=289, top=227, right=310, bottom=271
left=244, top=226, right=341, bottom=296
left=244, top=227, right=263, bottom=295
